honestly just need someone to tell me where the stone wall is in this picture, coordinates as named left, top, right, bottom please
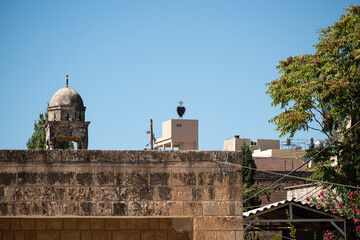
left=0, top=217, right=191, bottom=240
left=0, top=150, right=243, bottom=240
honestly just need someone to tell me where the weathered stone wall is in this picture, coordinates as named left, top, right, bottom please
left=0, top=150, right=243, bottom=240
left=0, top=217, right=190, bottom=240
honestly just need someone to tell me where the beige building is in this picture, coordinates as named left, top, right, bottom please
left=223, top=136, right=306, bottom=159
left=224, top=136, right=311, bottom=206
left=252, top=149, right=306, bottom=159
left=223, top=136, right=280, bottom=151
left=154, top=119, right=198, bottom=150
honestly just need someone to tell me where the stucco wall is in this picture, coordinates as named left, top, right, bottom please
left=254, top=157, right=308, bottom=171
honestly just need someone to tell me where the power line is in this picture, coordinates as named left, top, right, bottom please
left=295, top=185, right=322, bottom=202
left=245, top=118, right=360, bottom=202
left=227, top=118, right=360, bottom=203
left=218, top=161, right=360, bottom=190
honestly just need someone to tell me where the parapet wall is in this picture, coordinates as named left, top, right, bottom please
left=0, top=150, right=243, bottom=240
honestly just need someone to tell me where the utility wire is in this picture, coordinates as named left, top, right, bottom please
left=244, top=185, right=322, bottom=210
left=218, top=161, right=360, bottom=190
left=228, top=118, right=360, bottom=203
left=295, top=184, right=322, bottom=202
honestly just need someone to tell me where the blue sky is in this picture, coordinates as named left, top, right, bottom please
left=0, top=0, right=357, bottom=150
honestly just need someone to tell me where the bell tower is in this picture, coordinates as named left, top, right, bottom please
left=45, top=75, right=90, bottom=149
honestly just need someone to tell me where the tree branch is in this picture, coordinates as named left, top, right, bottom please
left=308, top=126, right=322, bottom=131
left=312, top=107, right=326, bottom=118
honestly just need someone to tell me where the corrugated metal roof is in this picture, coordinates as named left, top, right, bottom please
left=243, top=198, right=293, bottom=217
left=243, top=198, right=348, bottom=219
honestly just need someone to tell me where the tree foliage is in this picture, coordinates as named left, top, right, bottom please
left=26, top=111, right=48, bottom=149
left=266, top=5, right=360, bottom=140
left=27, top=107, right=74, bottom=150
left=242, top=144, right=263, bottom=240
left=266, top=5, right=360, bottom=186
left=242, top=144, right=261, bottom=208
left=266, top=5, right=360, bottom=238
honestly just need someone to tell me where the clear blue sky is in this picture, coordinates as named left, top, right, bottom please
left=0, top=0, right=357, bottom=150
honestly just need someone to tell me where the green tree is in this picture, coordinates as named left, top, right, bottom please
left=266, top=5, right=360, bottom=186
left=266, top=5, right=360, bottom=140
left=26, top=111, right=48, bottom=149
left=242, top=144, right=261, bottom=208
left=266, top=5, right=360, bottom=238
left=242, top=145, right=263, bottom=240
left=27, top=107, right=74, bottom=149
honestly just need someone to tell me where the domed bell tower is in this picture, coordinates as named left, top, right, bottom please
left=45, top=75, right=90, bottom=149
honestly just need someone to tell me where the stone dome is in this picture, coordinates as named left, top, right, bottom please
left=45, top=75, right=90, bottom=150
left=47, top=76, right=86, bottom=122
left=49, top=87, right=84, bottom=108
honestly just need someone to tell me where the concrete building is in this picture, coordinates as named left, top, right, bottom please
left=252, top=155, right=310, bottom=205
left=223, top=136, right=310, bottom=205
left=252, top=149, right=306, bottom=159
left=154, top=119, right=198, bottom=150
left=223, top=136, right=280, bottom=152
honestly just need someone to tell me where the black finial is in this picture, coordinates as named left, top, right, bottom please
left=66, top=74, right=69, bottom=87
left=177, top=101, right=185, bottom=118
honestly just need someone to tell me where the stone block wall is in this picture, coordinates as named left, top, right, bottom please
left=0, top=218, right=191, bottom=240
left=0, top=150, right=243, bottom=240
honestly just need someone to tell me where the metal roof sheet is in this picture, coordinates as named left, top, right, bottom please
left=243, top=198, right=348, bottom=219
left=243, top=198, right=292, bottom=217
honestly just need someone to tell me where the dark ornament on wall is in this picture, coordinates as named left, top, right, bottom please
left=177, top=101, right=185, bottom=118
